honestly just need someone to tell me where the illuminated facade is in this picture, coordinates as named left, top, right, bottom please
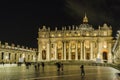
left=112, top=30, right=120, bottom=64
left=37, top=15, right=113, bottom=63
left=0, top=42, right=37, bottom=63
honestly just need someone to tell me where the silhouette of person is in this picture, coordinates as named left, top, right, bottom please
left=37, top=63, right=40, bottom=70
left=25, top=62, right=29, bottom=69
left=80, top=65, right=85, bottom=76
left=55, top=62, right=61, bottom=71
left=61, top=63, right=63, bottom=71
left=41, top=62, right=45, bottom=71
left=34, top=63, right=37, bottom=70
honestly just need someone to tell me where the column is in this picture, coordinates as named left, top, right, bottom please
left=75, top=41, right=78, bottom=60
left=80, top=41, right=83, bottom=60
left=90, top=42, right=93, bottom=60
left=4, top=52, right=7, bottom=63
left=17, top=54, right=20, bottom=63
left=62, top=41, right=64, bottom=60
left=38, top=42, right=42, bottom=61
left=11, top=53, right=13, bottom=62
left=55, top=43, right=57, bottom=60
left=98, top=40, right=101, bottom=59
left=108, top=42, right=112, bottom=63
left=47, top=42, right=50, bottom=61
left=64, top=41, right=66, bottom=60
left=84, top=41, right=86, bottom=60
left=69, top=42, right=71, bottom=60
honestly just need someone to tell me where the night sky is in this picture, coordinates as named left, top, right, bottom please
left=0, top=0, right=120, bottom=48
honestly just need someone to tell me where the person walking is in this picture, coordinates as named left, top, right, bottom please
left=41, top=62, right=45, bottom=71
left=37, top=63, right=40, bottom=70
left=61, top=63, right=64, bottom=71
left=80, top=65, right=85, bottom=76
left=34, top=63, right=37, bottom=70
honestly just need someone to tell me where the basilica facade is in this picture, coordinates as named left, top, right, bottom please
left=37, top=15, right=113, bottom=63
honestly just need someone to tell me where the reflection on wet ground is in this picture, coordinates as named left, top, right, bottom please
left=0, top=64, right=120, bottom=80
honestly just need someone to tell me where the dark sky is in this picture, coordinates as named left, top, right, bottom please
left=0, top=0, right=120, bottom=48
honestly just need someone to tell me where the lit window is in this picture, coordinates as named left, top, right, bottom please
left=66, top=33, right=69, bottom=36
left=51, top=34, right=54, bottom=37
left=94, top=33, right=97, bottom=36
left=43, top=46, right=45, bottom=49
left=58, top=34, right=61, bottom=37
left=103, top=41, right=107, bottom=48
left=86, top=33, right=89, bottom=36
left=85, top=40, right=90, bottom=48
left=78, top=33, right=80, bottom=36
left=103, top=31, right=107, bottom=36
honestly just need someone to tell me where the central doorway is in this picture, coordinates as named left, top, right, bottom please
left=103, top=51, right=107, bottom=63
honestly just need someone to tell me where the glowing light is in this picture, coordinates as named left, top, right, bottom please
left=22, top=54, right=25, bottom=58
left=78, top=33, right=80, bottom=36
left=86, top=33, right=89, bottom=36
left=66, top=33, right=69, bottom=36
left=43, top=46, right=45, bottom=49
left=51, top=34, right=54, bottom=37
left=5, top=56, right=8, bottom=59
left=103, top=41, right=107, bottom=48
left=103, top=45, right=107, bottom=48
left=58, top=34, right=61, bottom=37
left=94, top=33, right=97, bottom=36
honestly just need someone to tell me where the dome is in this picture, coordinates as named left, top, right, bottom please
left=78, top=13, right=94, bottom=31
left=79, top=24, right=94, bottom=30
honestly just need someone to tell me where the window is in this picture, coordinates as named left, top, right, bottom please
left=103, top=31, right=107, bottom=36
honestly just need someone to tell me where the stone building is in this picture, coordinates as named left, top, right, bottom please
left=37, top=15, right=113, bottom=63
left=0, top=41, right=37, bottom=63
left=112, top=30, right=120, bottom=64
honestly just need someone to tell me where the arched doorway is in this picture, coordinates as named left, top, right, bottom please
left=42, top=50, right=46, bottom=60
left=103, top=52, right=107, bottom=62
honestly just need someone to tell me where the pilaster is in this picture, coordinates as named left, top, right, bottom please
left=69, top=42, right=71, bottom=60
left=75, top=41, right=78, bottom=60
left=80, top=41, right=83, bottom=60
left=64, top=41, right=66, bottom=60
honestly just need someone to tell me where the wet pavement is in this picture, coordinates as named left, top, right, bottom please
left=0, top=64, right=120, bottom=80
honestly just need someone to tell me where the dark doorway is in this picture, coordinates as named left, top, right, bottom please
left=103, top=52, right=107, bottom=60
